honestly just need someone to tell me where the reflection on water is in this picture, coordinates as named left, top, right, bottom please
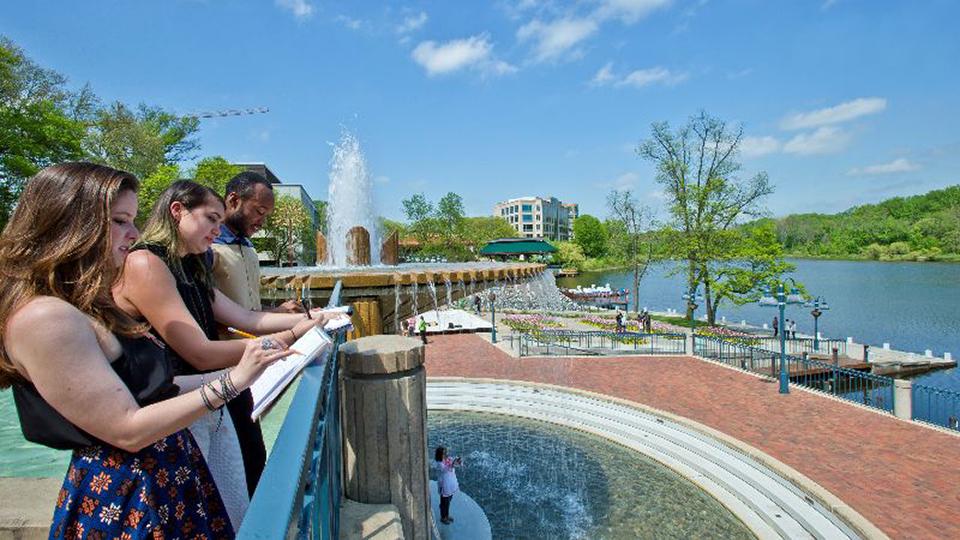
left=428, top=411, right=754, bottom=540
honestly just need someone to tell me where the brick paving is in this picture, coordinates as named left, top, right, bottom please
left=423, top=333, right=960, bottom=539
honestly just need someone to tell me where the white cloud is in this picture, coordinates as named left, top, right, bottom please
left=397, top=12, right=428, bottom=34
left=596, top=0, right=672, bottom=24
left=739, top=136, right=781, bottom=158
left=590, top=62, right=616, bottom=86
left=275, top=0, right=314, bottom=20
left=617, top=67, right=687, bottom=88
left=336, top=15, right=362, bottom=30
left=411, top=35, right=515, bottom=77
left=780, top=97, right=887, bottom=130
left=783, top=126, right=850, bottom=155
left=517, top=17, right=598, bottom=62
left=847, top=158, right=920, bottom=176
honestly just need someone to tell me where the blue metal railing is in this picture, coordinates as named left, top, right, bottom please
left=912, top=383, right=960, bottom=431
left=694, top=335, right=895, bottom=413
left=507, top=330, right=687, bottom=356
left=748, top=336, right=848, bottom=357
left=239, top=281, right=344, bottom=540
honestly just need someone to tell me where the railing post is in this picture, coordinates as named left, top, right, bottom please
left=894, top=379, right=912, bottom=420
left=340, top=336, right=430, bottom=540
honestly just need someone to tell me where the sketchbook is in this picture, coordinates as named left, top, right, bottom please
left=249, top=316, right=353, bottom=420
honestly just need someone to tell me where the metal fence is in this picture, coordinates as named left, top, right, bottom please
left=239, top=282, right=344, bottom=540
left=694, top=335, right=895, bottom=413
left=506, top=330, right=687, bottom=356
left=744, top=336, right=848, bottom=358
left=912, top=383, right=960, bottom=431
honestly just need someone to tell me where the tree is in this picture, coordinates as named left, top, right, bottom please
left=460, top=216, right=517, bottom=252
left=572, top=214, right=608, bottom=258
left=607, top=190, right=660, bottom=313
left=401, top=192, right=435, bottom=244
left=705, top=222, right=796, bottom=321
left=263, top=195, right=312, bottom=266
left=436, top=192, right=465, bottom=237
left=137, top=163, right=180, bottom=225
left=192, top=157, right=241, bottom=196
left=0, top=37, right=88, bottom=228
left=83, top=102, right=199, bottom=179
left=313, top=200, right=328, bottom=234
left=638, top=111, right=773, bottom=323
left=553, top=241, right=586, bottom=270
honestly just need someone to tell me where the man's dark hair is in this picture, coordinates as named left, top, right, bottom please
left=225, top=171, right=273, bottom=200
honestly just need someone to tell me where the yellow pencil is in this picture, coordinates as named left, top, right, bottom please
left=227, top=327, right=303, bottom=356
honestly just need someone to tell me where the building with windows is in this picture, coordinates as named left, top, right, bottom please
left=493, top=196, right=577, bottom=241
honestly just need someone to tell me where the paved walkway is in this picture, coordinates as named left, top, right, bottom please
left=423, top=334, right=960, bottom=539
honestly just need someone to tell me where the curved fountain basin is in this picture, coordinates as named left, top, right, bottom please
left=427, top=379, right=865, bottom=540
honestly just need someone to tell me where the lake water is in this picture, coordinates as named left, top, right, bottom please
left=558, top=259, right=960, bottom=392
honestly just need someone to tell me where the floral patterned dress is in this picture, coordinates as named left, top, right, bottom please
left=12, top=335, right=234, bottom=539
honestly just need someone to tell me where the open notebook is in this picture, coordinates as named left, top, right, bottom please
left=249, top=316, right=353, bottom=420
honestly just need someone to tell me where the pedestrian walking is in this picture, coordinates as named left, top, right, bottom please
left=615, top=310, right=624, bottom=333
left=434, top=446, right=462, bottom=525
left=419, top=316, right=428, bottom=345
left=772, top=316, right=779, bottom=337
left=473, top=294, right=482, bottom=316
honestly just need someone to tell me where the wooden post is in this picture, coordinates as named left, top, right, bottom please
left=346, top=226, right=371, bottom=266
left=315, top=231, right=328, bottom=265
left=340, top=336, right=430, bottom=540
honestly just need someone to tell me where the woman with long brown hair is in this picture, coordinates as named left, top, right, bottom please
left=0, top=162, right=291, bottom=539
left=113, top=180, right=344, bottom=526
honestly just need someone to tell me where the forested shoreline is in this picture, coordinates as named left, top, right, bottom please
left=753, top=185, right=960, bottom=263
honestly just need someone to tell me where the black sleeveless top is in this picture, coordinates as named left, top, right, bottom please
left=131, top=244, right=218, bottom=376
left=13, top=335, right=179, bottom=450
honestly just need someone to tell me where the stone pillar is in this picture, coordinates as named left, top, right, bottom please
left=340, top=336, right=429, bottom=540
left=380, top=230, right=399, bottom=265
left=348, top=299, right=383, bottom=339
left=347, top=226, right=372, bottom=266
left=893, top=379, right=912, bottom=420
left=315, top=231, right=328, bottom=265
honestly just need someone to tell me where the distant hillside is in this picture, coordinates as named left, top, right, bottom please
left=753, top=185, right=960, bottom=262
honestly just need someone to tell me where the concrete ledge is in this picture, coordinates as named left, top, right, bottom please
left=427, top=377, right=889, bottom=540
left=339, top=499, right=405, bottom=540
left=0, top=477, right=60, bottom=540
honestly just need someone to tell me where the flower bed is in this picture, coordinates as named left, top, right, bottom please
left=502, top=314, right=564, bottom=333
left=695, top=325, right=760, bottom=346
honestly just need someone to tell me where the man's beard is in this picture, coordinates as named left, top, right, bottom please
left=224, top=213, right=248, bottom=237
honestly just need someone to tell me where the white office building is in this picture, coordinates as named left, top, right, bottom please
left=493, top=196, right=577, bottom=241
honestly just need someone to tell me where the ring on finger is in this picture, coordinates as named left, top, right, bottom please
left=261, top=338, right=276, bottom=350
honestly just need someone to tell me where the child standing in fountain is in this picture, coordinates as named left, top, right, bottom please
left=434, top=446, right=462, bottom=525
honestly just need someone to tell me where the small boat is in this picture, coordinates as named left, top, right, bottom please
left=560, top=283, right=629, bottom=307
left=556, top=268, right=580, bottom=277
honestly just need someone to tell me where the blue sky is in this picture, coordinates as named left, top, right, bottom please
left=4, top=0, right=959, bottom=221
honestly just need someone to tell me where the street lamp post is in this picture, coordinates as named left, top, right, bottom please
left=804, top=296, right=829, bottom=351
left=759, top=280, right=804, bottom=394
left=488, top=290, right=497, bottom=343
left=682, top=285, right=705, bottom=334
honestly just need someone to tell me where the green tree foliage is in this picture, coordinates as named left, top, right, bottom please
left=83, top=102, right=200, bottom=179
left=263, top=195, right=312, bottom=266
left=763, top=185, right=960, bottom=261
left=137, top=164, right=181, bottom=225
left=705, top=222, right=796, bottom=320
left=191, top=157, right=241, bottom=196
left=0, top=37, right=88, bottom=227
left=313, top=200, right=328, bottom=234
left=401, top=192, right=435, bottom=244
left=553, top=241, right=586, bottom=271
left=460, top=216, right=517, bottom=250
left=400, top=191, right=480, bottom=260
left=638, top=111, right=774, bottom=323
left=436, top=192, right=465, bottom=237
left=572, top=214, right=608, bottom=258
left=607, top=190, right=660, bottom=312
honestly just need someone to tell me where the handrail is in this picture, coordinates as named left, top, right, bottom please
left=912, top=382, right=960, bottom=431
left=694, top=335, right=894, bottom=413
left=239, top=281, right=344, bottom=539
left=508, top=329, right=687, bottom=356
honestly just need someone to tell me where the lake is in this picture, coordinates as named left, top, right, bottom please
left=557, top=259, right=960, bottom=392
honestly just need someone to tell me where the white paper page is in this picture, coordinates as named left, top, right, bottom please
left=249, top=327, right=332, bottom=420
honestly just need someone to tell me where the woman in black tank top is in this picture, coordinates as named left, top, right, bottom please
left=0, top=163, right=292, bottom=539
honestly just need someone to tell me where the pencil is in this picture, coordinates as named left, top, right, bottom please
left=227, top=327, right=304, bottom=356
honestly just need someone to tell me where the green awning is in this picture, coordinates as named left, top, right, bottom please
left=479, top=239, right=557, bottom=255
